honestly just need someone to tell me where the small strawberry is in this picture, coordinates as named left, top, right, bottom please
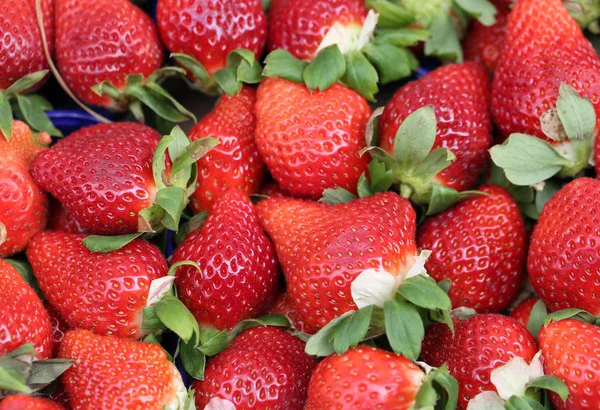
left=463, top=10, right=508, bottom=75
left=58, top=329, right=188, bottom=409
left=510, top=297, right=542, bottom=329
left=0, top=121, right=50, bottom=257
left=45, top=303, right=70, bottom=358
left=193, top=326, right=317, bottom=409
left=271, top=292, right=312, bottom=334
left=188, top=86, right=265, bottom=213
left=47, top=198, right=88, bottom=234
left=27, top=231, right=168, bottom=339
left=420, top=314, right=537, bottom=409
left=417, top=185, right=526, bottom=313
left=172, top=189, right=279, bottom=330
left=255, top=77, right=370, bottom=199
left=0, top=395, right=65, bottom=410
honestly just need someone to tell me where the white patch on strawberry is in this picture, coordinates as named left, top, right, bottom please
left=146, top=276, right=176, bottom=307
left=163, top=362, right=189, bottom=410
left=316, top=10, right=379, bottom=55
left=0, top=222, right=6, bottom=246
left=204, top=397, right=237, bottom=410
left=466, top=391, right=506, bottom=410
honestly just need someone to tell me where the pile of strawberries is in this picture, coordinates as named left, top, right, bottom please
left=2, top=0, right=600, bottom=408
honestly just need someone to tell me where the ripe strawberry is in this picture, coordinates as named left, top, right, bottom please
left=379, top=63, right=492, bottom=192
left=491, top=0, right=600, bottom=141
left=267, top=0, right=367, bottom=60
left=270, top=292, right=312, bottom=334
left=172, top=189, right=279, bottom=330
left=510, top=297, right=541, bottom=329
left=528, top=178, right=600, bottom=315
left=58, top=329, right=186, bottom=409
left=256, top=192, right=417, bottom=331
left=420, top=314, right=537, bottom=409
left=45, top=303, right=70, bottom=357
left=538, top=318, right=600, bottom=410
left=463, top=10, right=508, bottom=75
left=188, top=86, right=265, bottom=213
left=27, top=231, right=168, bottom=339
left=260, top=180, right=291, bottom=198
left=55, top=0, right=164, bottom=108
left=305, top=346, right=425, bottom=409
left=157, top=0, right=267, bottom=75
left=0, top=259, right=52, bottom=359
left=47, top=198, right=88, bottom=234
left=255, top=77, right=370, bottom=199
left=0, top=121, right=50, bottom=257
left=417, top=185, right=526, bottom=313
left=194, top=326, right=317, bottom=409
left=0, top=395, right=65, bottom=410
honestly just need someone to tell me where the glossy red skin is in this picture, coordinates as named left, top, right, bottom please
left=189, top=86, right=265, bottom=213
left=417, top=185, right=526, bottom=313
left=420, top=314, right=537, bottom=410
left=173, top=190, right=279, bottom=330
left=157, top=0, right=266, bottom=74
left=379, top=63, right=492, bottom=192
left=510, top=297, right=541, bottom=329
left=539, top=319, right=600, bottom=410
left=27, top=231, right=168, bottom=339
left=0, top=121, right=50, bottom=257
left=271, top=292, right=312, bottom=334
left=306, top=346, right=423, bottom=410
left=31, top=122, right=161, bottom=235
left=492, top=0, right=600, bottom=142
left=257, top=192, right=417, bottom=331
left=256, top=77, right=371, bottom=199
left=0, top=260, right=52, bottom=359
left=45, top=303, right=70, bottom=357
left=463, top=11, right=507, bottom=75
left=267, top=0, right=367, bottom=60
left=0, top=395, right=65, bottom=410
left=47, top=198, right=88, bottom=234
left=528, top=178, right=600, bottom=315
left=59, top=329, right=181, bottom=409
left=194, top=327, right=317, bottom=409
left=55, top=0, right=164, bottom=108
left=0, top=0, right=54, bottom=90
left=260, top=180, right=291, bottom=198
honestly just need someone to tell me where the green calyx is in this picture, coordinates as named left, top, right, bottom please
left=564, top=0, right=600, bottom=33
left=544, top=307, right=600, bottom=326
left=414, top=364, right=459, bottom=410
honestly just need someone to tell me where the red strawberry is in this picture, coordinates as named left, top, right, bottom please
left=255, top=77, right=370, bottom=199
left=188, top=86, right=265, bottom=213
left=0, top=0, right=54, bottom=90
left=510, top=297, right=541, bottom=329
left=58, top=329, right=186, bottom=409
left=55, top=0, right=164, bottom=108
left=417, top=185, right=526, bottom=313
left=47, top=198, right=88, bottom=234
left=27, top=231, right=168, bottom=339
left=0, top=395, right=65, bottom=410
left=420, top=314, right=537, bottom=409
left=0, top=121, right=50, bottom=257
left=45, top=303, right=70, bottom=357
left=270, top=292, right=312, bottom=334
left=157, top=0, right=267, bottom=75
left=0, top=259, right=52, bottom=359
left=538, top=318, right=600, bottom=410
left=491, top=0, right=600, bottom=141
left=172, top=189, right=279, bottom=330
left=256, top=192, right=417, bottom=331
left=379, top=62, right=492, bottom=193
left=305, top=346, right=425, bottom=409
left=528, top=178, right=600, bottom=315
left=260, top=180, right=291, bottom=198
left=463, top=10, right=508, bottom=75
left=193, top=326, right=317, bottom=409
left=267, top=0, right=367, bottom=60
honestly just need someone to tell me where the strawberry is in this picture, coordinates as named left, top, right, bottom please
left=378, top=62, right=492, bottom=194
left=260, top=180, right=291, bottom=198
left=270, top=292, right=312, bottom=334
left=47, top=198, right=88, bottom=234
left=26, top=231, right=168, bottom=339
left=510, top=297, right=542, bottom=329
left=172, top=189, right=279, bottom=330
left=417, top=185, right=526, bottom=313
left=188, top=86, right=265, bottom=213
left=463, top=10, right=507, bottom=75
left=0, top=259, right=52, bottom=359
left=193, top=326, right=317, bottom=409
left=420, top=314, right=537, bottom=409
left=0, top=121, right=50, bottom=257
left=528, top=178, right=600, bottom=315
left=255, top=77, right=370, bottom=199
left=0, top=395, right=65, bottom=410
left=58, top=329, right=188, bottom=409
left=256, top=192, right=417, bottom=331
left=45, top=303, right=70, bottom=358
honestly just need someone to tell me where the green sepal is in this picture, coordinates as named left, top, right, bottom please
left=332, top=306, right=373, bottom=354
left=365, top=106, right=384, bottom=147
left=414, top=364, right=459, bottom=410
left=171, top=53, right=218, bottom=95
left=179, top=337, right=206, bottom=380
left=303, top=45, right=346, bottom=92
left=262, top=49, right=308, bottom=83
left=26, top=359, right=73, bottom=392
left=372, top=28, right=431, bottom=47
left=305, top=311, right=355, bottom=357
left=397, top=275, right=452, bottom=311
left=154, top=295, right=200, bottom=345
left=82, top=232, right=144, bottom=253
left=171, top=137, right=220, bottom=177
left=526, top=375, right=569, bottom=402
left=175, top=212, right=208, bottom=246
left=0, top=92, right=12, bottom=140
left=342, top=51, right=379, bottom=101
left=393, top=105, right=437, bottom=168
left=16, top=95, right=62, bottom=137
left=505, top=395, right=545, bottom=410
left=365, top=0, right=416, bottom=28
left=0, top=367, right=30, bottom=394
left=155, top=186, right=187, bottom=231
left=319, top=188, right=357, bottom=204
left=424, top=10, right=463, bottom=62
left=4, top=71, right=49, bottom=95
left=197, top=329, right=229, bottom=356
left=543, top=308, right=600, bottom=325
left=527, top=299, right=548, bottom=341
left=565, top=0, right=600, bottom=33
left=367, top=159, right=393, bottom=194
left=453, top=0, right=497, bottom=26
left=426, top=187, right=485, bottom=216
left=362, top=43, right=419, bottom=84
left=5, top=258, right=44, bottom=302
left=213, top=49, right=264, bottom=97
left=383, top=299, right=424, bottom=360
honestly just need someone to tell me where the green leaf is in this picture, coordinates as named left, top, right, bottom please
left=138, top=205, right=165, bottom=233
left=153, top=134, right=175, bottom=191
left=125, top=85, right=189, bottom=123
left=144, top=82, right=197, bottom=122
left=426, top=184, right=460, bottom=215
left=544, top=308, right=595, bottom=325
left=342, top=51, right=379, bottom=101
left=172, top=53, right=211, bottom=85
left=155, top=186, right=187, bottom=231
left=27, top=359, right=72, bottom=387
left=142, top=306, right=164, bottom=330
left=0, top=367, right=30, bottom=393
left=236, top=59, right=264, bottom=84
left=393, top=105, right=437, bottom=168
left=262, top=49, right=307, bottom=83
left=305, top=312, right=353, bottom=356
left=368, top=159, right=393, bottom=193
left=213, top=68, right=242, bottom=97
left=319, top=188, right=357, bottom=204
left=4, top=70, right=49, bottom=95
left=232, top=314, right=290, bottom=336
left=527, top=376, right=569, bottom=401
left=429, top=365, right=459, bottom=410
left=383, top=299, right=424, bottom=360
left=535, top=180, right=561, bottom=214
left=16, top=95, right=62, bottom=137
left=23, top=95, right=53, bottom=111
left=92, top=81, right=123, bottom=100
left=505, top=395, right=542, bottom=410
left=198, top=329, right=229, bottom=356
left=170, top=137, right=219, bottom=176
left=365, top=106, right=384, bottom=147
left=397, top=275, right=452, bottom=311
left=0, top=91, right=13, bottom=140
left=373, top=28, right=430, bottom=46
left=332, top=306, right=373, bottom=354
left=82, top=233, right=143, bottom=253
left=490, top=134, right=571, bottom=186
left=556, top=83, right=596, bottom=141
left=424, top=10, right=463, bottom=61
left=154, top=295, right=200, bottom=344
left=363, top=43, right=418, bottom=84
left=261, top=0, right=272, bottom=11
left=454, top=0, right=497, bottom=26
left=365, top=0, right=415, bottom=28
left=357, top=173, right=372, bottom=198
left=412, top=148, right=456, bottom=181
left=303, top=45, right=346, bottom=92
left=5, top=259, right=44, bottom=302
left=179, top=339, right=206, bottom=380
left=527, top=299, right=548, bottom=341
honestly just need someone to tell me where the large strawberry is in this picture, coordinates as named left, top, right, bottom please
left=58, top=329, right=189, bottom=409
left=417, top=185, right=526, bottom=312
left=270, top=292, right=311, bottom=334
left=27, top=231, right=168, bottom=339
left=188, top=86, right=265, bottom=213
left=172, top=189, right=279, bottom=330
left=45, top=303, right=70, bottom=358
left=0, top=259, right=52, bottom=359
left=0, top=395, right=65, bottom=410
left=256, top=192, right=417, bottom=331
left=0, top=121, right=50, bottom=257
left=47, top=198, right=88, bottom=234
left=463, top=8, right=508, bottom=75
left=194, top=326, right=317, bottom=409
left=255, top=77, right=370, bottom=199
